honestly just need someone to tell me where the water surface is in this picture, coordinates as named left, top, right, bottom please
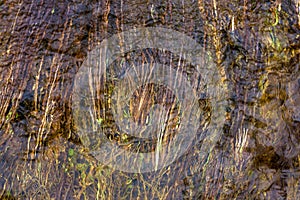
left=0, top=0, right=300, bottom=199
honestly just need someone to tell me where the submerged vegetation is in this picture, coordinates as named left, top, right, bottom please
left=0, top=0, right=300, bottom=199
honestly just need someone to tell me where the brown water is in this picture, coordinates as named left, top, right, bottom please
left=0, top=0, right=300, bottom=199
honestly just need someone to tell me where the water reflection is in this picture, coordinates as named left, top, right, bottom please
left=0, top=0, right=300, bottom=199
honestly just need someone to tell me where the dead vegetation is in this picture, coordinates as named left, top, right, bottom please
left=0, top=0, right=300, bottom=199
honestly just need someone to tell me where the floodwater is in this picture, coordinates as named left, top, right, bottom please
left=0, top=0, right=300, bottom=199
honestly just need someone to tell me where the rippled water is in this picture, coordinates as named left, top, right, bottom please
left=0, top=0, right=300, bottom=199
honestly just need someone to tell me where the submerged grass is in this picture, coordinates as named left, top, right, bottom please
left=0, top=0, right=300, bottom=199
